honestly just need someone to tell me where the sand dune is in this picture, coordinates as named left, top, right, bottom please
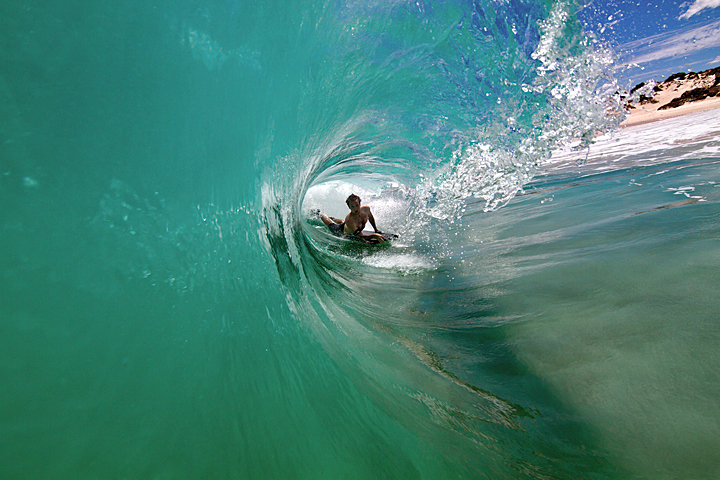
left=621, top=66, right=720, bottom=127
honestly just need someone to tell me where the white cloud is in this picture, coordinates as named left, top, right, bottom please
left=679, top=0, right=720, bottom=20
left=622, top=20, right=720, bottom=65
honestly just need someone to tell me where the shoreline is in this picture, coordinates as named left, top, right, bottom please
left=545, top=102, right=720, bottom=174
left=620, top=96, right=720, bottom=127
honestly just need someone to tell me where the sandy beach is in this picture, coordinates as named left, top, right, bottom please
left=621, top=67, right=720, bottom=127
left=621, top=96, right=720, bottom=126
left=622, top=95, right=720, bottom=127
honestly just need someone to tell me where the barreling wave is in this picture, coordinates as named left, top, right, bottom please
left=261, top=0, right=623, bottom=266
left=257, top=0, right=626, bottom=466
left=8, top=0, right=720, bottom=477
left=102, top=0, right=633, bottom=472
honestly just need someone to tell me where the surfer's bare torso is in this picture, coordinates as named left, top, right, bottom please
left=316, top=194, right=387, bottom=243
left=343, top=205, right=372, bottom=235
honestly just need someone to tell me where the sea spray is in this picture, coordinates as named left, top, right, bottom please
left=410, top=0, right=624, bottom=224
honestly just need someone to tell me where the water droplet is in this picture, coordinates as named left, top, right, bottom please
left=22, top=177, right=39, bottom=188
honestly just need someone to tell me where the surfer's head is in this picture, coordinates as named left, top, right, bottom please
left=346, top=194, right=361, bottom=214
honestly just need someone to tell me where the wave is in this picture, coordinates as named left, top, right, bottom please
left=261, top=0, right=624, bottom=308
left=256, top=0, right=629, bottom=474
left=8, top=0, right=720, bottom=478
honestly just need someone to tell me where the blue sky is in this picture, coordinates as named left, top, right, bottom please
left=577, top=0, right=720, bottom=86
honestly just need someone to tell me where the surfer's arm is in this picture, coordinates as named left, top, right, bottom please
left=367, top=211, right=381, bottom=233
left=356, top=231, right=387, bottom=243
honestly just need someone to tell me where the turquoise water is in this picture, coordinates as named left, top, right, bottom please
left=2, top=0, right=720, bottom=478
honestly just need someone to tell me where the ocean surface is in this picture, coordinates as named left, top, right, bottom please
left=2, top=1, right=719, bottom=479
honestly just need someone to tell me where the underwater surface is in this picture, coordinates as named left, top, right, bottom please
left=2, top=0, right=719, bottom=478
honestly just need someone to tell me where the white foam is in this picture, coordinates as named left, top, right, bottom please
left=303, top=181, right=379, bottom=216
left=361, top=253, right=434, bottom=273
left=546, top=107, right=720, bottom=173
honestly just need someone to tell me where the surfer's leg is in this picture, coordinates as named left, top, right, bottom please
left=319, top=214, right=334, bottom=226
left=311, top=209, right=333, bottom=226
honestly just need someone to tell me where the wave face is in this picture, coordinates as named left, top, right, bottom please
left=2, top=0, right=720, bottom=479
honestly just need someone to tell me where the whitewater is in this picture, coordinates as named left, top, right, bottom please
left=2, top=0, right=719, bottom=479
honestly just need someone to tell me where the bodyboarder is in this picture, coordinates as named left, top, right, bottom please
left=313, top=194, right=388, bottom=243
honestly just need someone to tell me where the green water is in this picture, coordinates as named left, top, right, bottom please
left=2, top=0, right=720, bottom=478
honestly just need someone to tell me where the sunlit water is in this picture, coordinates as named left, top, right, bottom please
left=2, top=1, right=719, bottom=479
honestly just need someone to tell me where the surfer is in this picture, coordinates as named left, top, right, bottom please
left=314, top=194, right=388, bottom=243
